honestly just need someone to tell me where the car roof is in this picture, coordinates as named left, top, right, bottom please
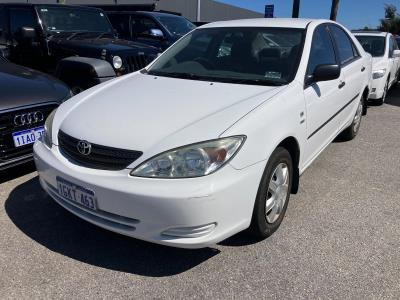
left=200, top=18, right=331, bottom=29
left=0, top=3, right=103, bottom=12
left=353, top=31, right=388, bottom=37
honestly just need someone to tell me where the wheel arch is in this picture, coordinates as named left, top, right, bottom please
left=277, top=136, right=300, bottom=194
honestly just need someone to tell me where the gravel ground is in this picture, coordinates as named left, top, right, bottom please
left=1, top=90, right=400, bottom=299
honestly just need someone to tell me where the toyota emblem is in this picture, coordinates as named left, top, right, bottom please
left=77, top=140, right=92, bottom=156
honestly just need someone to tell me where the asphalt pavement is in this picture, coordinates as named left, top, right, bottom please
left=1, top=89, right=399, bottom=299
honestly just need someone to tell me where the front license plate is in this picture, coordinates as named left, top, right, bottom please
left=56, top=177, right=97, bottom=211
left=12, top=126, right=44, bottom=147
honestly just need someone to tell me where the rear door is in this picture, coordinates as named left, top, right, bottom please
left=303, top=24, right=345, bottom=164
left=328, top=24, right=364, bottom=130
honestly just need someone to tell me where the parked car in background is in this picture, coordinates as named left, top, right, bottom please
left=0, top=4, right=160, bottom=93
left=355, top=31, right=400, bottom=104
left=0, top=57, right=70, bottom=170
left=99, top=9, right=196, bottom=51
left=34, top=18, right=371, bottom=248
left=395, top=36, right=400, bottom=49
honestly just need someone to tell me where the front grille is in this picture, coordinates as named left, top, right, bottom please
left=0, top=104, right=58, bottom=163
left=125, top=53, right=150, bottom=73
left=58, top=131, right=142, bottom=170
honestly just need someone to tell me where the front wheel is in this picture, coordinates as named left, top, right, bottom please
left=376, top=79, right=389, bottom=105
left=249, top=147, right=293, bottom=238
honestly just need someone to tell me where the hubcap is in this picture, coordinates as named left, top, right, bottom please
left=265, top=163, right=289, bottom=224
left=353, top=100, right=363, bottom=133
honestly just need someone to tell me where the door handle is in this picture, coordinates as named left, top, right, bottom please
left=338, top=81, right=346, bottom=89
left=361, top=66, right=366, bottom=72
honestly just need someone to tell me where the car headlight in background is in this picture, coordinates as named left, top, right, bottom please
left=372, top=69, right=386, bottom=79
left=112, top=55, right=123, bottom=69
left=43, top=109, right=57, bottom=148
left=131, top=136, right=246, bottom=178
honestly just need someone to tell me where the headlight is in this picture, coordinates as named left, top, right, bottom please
left=43, top=109, right=57, bottom=148
left=112, top=56, right=123, bottom=69
left=131, top=136, right=246, bottom=178
left=372, top=69, right=386, bottom=79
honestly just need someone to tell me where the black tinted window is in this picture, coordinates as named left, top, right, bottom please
left=108, top=14, right=130, bottom=39
left=9, top=8, right=37, bottom=35
left=132, top=16, right=160, bottom=37
left=307, top=25, right=336, bottom=75
left=0, top=7, right=6, bottom=42
left=37, top=6, right=112, bottom=33
left=329, top=25, right=355, bottom=64
left=355, top=35, right=385, bottom=57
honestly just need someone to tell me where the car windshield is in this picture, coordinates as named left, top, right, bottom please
left=147, top=27, right=305, bottom=86
left=355, top=35, right=386, bottom=57
left=37, top=6, right=113, bottom=33
left=155, top=15, right=196, bottom=36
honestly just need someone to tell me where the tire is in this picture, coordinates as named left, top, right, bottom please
left=340, top=96, right=364, bottom=141
left=376, top=79, right=389, bottom=105
left=249, top=147, right=293, bottom=239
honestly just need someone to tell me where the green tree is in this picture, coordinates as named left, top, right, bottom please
left=379, top=4, right=400, bottom=33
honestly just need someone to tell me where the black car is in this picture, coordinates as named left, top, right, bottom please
left=0, top=4, right=160, bottom=93
left=101, top=9, right=196, bottom=51
left=0, top=57, right=70, bottom=170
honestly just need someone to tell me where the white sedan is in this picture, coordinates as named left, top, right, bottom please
left=355, top=31, right=400, bottom=104
left=34, top=18, right=371, bottom=248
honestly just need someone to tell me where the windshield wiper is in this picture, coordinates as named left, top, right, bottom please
left=148, top=71, right=203, bottom=80
left=233, top=78, right=286, bottom=86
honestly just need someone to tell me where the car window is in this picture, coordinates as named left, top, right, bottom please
left=37, top=6, right=113, bottom=33
left=0, top=7, right=6, bottom=43
left=355, top=35, right=385, bottom=57
left=132, top=16, right=161, bottom=38
left=148, top=27, right=305, bottom=86
left=329, top=25, right=356, bottom=65
left=155, top=15, right=195, bottom=36
left=108, top=14, right=130, bottom=39
left=393, top=36, right=399, bottom=50
left=9, top=8, right=37, bottom=35
left=389, top=36, right=393, bottom=57
left=307, top=25, right=337, bottom=75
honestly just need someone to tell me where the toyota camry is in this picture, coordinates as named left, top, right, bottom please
left=34, top=19, right=371, bottom=248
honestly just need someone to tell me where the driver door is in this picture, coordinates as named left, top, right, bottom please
left=303, top=24, right=345, bottom=165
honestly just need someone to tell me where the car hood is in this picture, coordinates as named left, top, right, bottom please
left=0, top=62, right=69, bottom=111
left=56, top=73, right=286, bottom=158
left=49, top=36, right=159, bottom=54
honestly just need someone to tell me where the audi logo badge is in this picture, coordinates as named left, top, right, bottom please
left=14, top=111, right=44, bottom=127
left=77, top=140, right=92, bottom=156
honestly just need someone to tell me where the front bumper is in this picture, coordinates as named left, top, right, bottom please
left=33, top=140, right=264, bottom=249
left=368, top=76, right=387, bottom=100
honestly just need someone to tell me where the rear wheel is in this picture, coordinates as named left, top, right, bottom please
left=340, top=96, right=363, bottom=141
left=249, top=147, right=293, bottom=238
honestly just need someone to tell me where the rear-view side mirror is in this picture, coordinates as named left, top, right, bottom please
left=307, top=64, right=340, bottom=85
left=149, top=29, right=164, bottom=39
left=393, top=49, right=400, bottom=58
left=20, top=27, right=36, bottom=39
